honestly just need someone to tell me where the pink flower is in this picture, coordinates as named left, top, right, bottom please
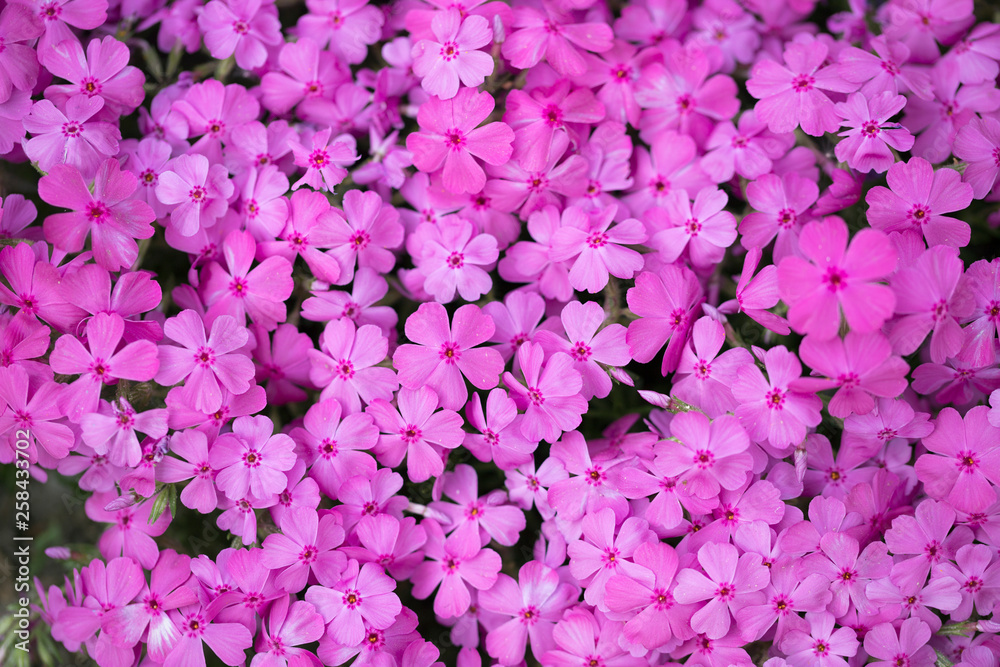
left=327, top=189, right=404, bottom=285
left=171, top=80, right=260, bottom=163
left=777, top=216, right=897, bottom=340
left=210, top=415, right=296, bottom=500
left=156, top=153, right=235, bottom=237
left=0, top=365, right=72, bottom=463
left=549, top=206, right=646, bottom=294
left=261, top=506, right=347, bottom=593
left=837, top=37, right=934, bottom=100
left=41, top=36, right=145, bottom=115
left=368, top=386, right=464, bottom=483
left=292, top=397, right=377, bottom=499
left=568, top=508, right=655, bottom=609
left=297, top=0, right=384, bottom=64
left=253, top=596, right=326, bottom=667
left=535, top=300, right=630, bottom=400
left=865, top=157, right=974, bottom=248
left=81, top=398, right=167, bottom=469
left=411, top=519, right=501, bottom=618
left=308, top=317, right=398, bottom=414
left=412, top=10, right=493, bottom=100
left=0, top=3, right=43, bottom=104
left=259, top=38, right=347, bottom=115
left=718, top=247, right=791, bottom=335
left=779, top=611, right=859, bottom=667
left=394, top=302, right=504, bottom=411
left=479, top=561, right=577, bottom=666
left=198, top=0, right=282, bottom=70
left=24, top=96, right=120, bottom=180
left=648, top=187, right=737, bottom=269
left=674, top=541, right=769, bottom=639
left=505, top=81, right=605, bottom=173
left=673, top=317, right=754, bottom=417
left=39, top=159, right=155, bottom=271
left=290, top=128, right=358, bottom=192
left=701, top=109, right=791, bottom=183
left=740, top=172, right=818, bottom=260
left=501, top=3, right=613, bottom=76
left=202, top=230, right=294, bottom=330
left=163, top=600, right=253, bottom=667
left=485, top=133, right=590, bottom=216
left=914, top=406, right=1000, bottom=513
left=799, top=332, right=909, bottom=419
left=154, top=310, right=255, bottom=414
left=464, top=388, right=536, bottom=470
left=834, top=92, right=913, bottom=173
left=432, top=463, right=526, bottom=546
left=953, top=115, right=1000, bottom=199
left=252, top=323, right=315, bottom=405
left=747, top=39, right=858, bottom=136
left=625, top=266, right=704, bottom=375
left=888, top=245, right=974, bottom=363
left=406, top=87, right=514, bottom=195
left=85, top=490, right=171, bottom=569
left=655, top=411, right=753, bottom=500
left=542, top=609, right=644, bottom=667
left=864, top=618, right=935, bottom=667
left=155, top=429, right=219, bottom=514
left=503, top=343, right=587, bottom=445
left=410, top=218, right=499, bottom=303
left=50, top=313, right=159, bottom=421
left=733, top=345, right=822, bottom=449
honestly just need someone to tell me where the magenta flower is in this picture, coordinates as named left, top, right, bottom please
left=210, top=415, right=296, bottom=501
left=23, top=96, right=120, bottom=179
left=410, top=519, right=501, bottom=618
left=501, top=3, right=613, bottom=76
left=155, top=310, right=254, bottom=414
left=156, top=153, right=234, bottom=238
left=649, top=187, right=737, bottom=269
left=39, top=159, right=154, bottom=271
left=503, top=343, right=586, bottom=445
left=549, top=206, right=645, bottom=294
left=739, top=172, right=818, bottom=260
left=747, top=39, right=857, bottom=136
left=837, top=37, right=933, bottom=100
left=432, top=463, right=526, bottom=547
left=735, top=560, right=832, bottom=643
left=779, top=611, right=859, bottom=667
left=327, top=189, right=404, bottom=285
left=568, top=508, right=654, bottom=609
left=834, top=92, right=914, bottom=174
left=479, top=561, right=577, bottom=665
left=85, top=490, right=171, bottom=569
left=50, top=313, right=159, bottom=422
left=80, top=398, right=167, bottom=469
left=406, top=88, right=514, bottom=195
left=172, top=79, right=260, bottom=163
left=542, top=609, right=643, bottom=667
left=702, top=109, right=793, bottom=183
left=368, top=386, right=464, bottom=483
left=412, top=10, right=493, bottom=100
left=777, top=216, right=897, bottom=340
left=954, top=115, right=1000, bottom=198
left=41, top=35, right=145, bottom=115
left=163, top=600, right=254, bottom=667
left=297, top=0, right=384, bottom=64
left=290, top=128, right=358, bottom=192
left=625, top=266, right=704, bottom=375
left=253, top=596, right=325, bottom=667
left=799, top=332, right=909, bottom=419
left=865, top=157, right=974, bottom=248
left=394, top=302, right=504, bottom=411
left=914, top=406, right=1000, bottom=513
left=811, top=532, right=893, bottom=616
left=199, top=0, right=282, bottom=69
left=309, top=317, right=398, bottom=414
left=733, top=345, right=823, bottom=449
left=674, top=541, right=769, bottom=639
left=60, top=264, right=163, bottom=344
left=655, top=411, right=753, bottom=500
left=261, top=506, right=347, bottom=594
left=935, top=543, right=1000, bottom=621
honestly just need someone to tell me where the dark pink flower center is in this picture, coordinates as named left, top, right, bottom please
left=80, top=77, right=101, bottom=96
left=230, top=277, right=249, bottom=298
left=336, top=359, right=355, bottom=380
left=957, top=450, right=979, bottom=472
left=543, top=104, right=563, bottom=127
left=447, top=251, right=464, bottom=268
left=189, top=185, right=207, bottom=204
left=233, top=19, right=249, bottom=34
left=243, top=450, right=261, bottom=467
left=351, top=230, right=371, bottom=250
left=792, top=75, right=815, bottom=91
left=527, top=386, right=544, bottom=406
left=439, top=342, right=461, bottom=363
left=823, top=267, right=847, bottom=291
left=400, top=424, right=422, bottom=443
left=445, top=129, right=466, bottom=151
left=861, top=121, right=880, bottom=137
left=766, top=388, right=786, bottom=410
left=440, top=41, right=459, bottom=60
left=63, top=121, right=82, bottom=137
left=777, top=208, right=797, bottom=229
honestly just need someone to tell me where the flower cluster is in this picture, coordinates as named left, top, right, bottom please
left=3, top=0, right=1000, bottom=666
